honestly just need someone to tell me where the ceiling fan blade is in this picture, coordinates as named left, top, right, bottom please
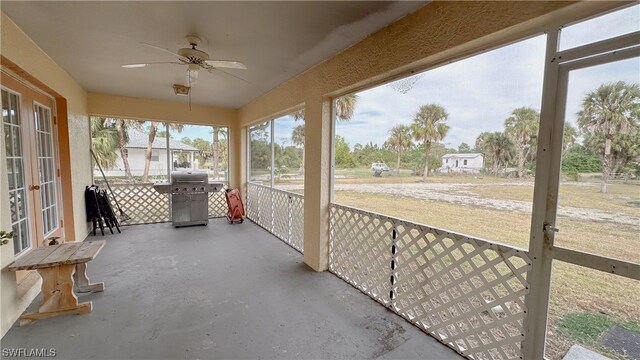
left=121, top=62, right=184, bottom=68
left=204, top=60, right=247, bottom=70
left=206, top=67, right=251, bottom=84
left=141, top=42, right=185, bottom=60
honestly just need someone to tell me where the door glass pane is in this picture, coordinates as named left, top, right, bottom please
left=6, top=158, right=15, bottom=189
left=4, top=125, right=12, bottom=155
left=559, top=4, right=640, bottom=51
left=546, top=262, right=640, bottom=359
left=547, top=58, right=640, bottom=359
left=12, top=125, right=21, bottom=156
left=34, top=104, right=58, bottom=236
left=15, top=159, right=23, bottom=188
left=557, top=57, right=640, bottom=264
left=20, top=220, right=28, bottom=250
left=2, top=89, right=30, bottom=255
left=17, top=188, right=27, bottom=220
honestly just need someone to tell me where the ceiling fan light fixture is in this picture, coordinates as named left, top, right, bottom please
left=173, top=84, right=191, bottom=96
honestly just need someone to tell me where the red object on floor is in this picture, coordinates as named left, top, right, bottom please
left=225, top=188, right=246, bottom=224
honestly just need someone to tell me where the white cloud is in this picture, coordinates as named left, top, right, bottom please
left=337, top=35, right=547, bottom=148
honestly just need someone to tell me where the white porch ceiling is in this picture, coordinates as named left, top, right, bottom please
left=1, top=1, right=427, bottom=109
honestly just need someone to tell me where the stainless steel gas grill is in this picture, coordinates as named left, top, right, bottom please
left=153, top=171, right=223, bottom=227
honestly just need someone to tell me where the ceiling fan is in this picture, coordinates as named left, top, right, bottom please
left=121, top=34, right=248, bottom=86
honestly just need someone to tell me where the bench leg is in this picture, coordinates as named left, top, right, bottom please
left=20, top=264, right=92, bottom=326
left=74, top=262, right=105, bottom=293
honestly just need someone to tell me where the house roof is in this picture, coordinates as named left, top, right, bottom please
left=126, top=128, right=198, bottom=151
left=442, top=153, right=483, bottom=159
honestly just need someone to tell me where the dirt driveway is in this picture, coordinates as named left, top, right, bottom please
left=278, top=182, right=640, bottom=227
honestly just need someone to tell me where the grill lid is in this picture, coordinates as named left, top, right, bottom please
left=171, top=171, right=208, bottom=184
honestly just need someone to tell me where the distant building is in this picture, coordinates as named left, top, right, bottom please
left=100, top=128, right=199, bottom=177
left=440, top=153, right=484, bottom=173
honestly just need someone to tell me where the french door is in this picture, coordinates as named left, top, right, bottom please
left=2, top=75, right=62, bottom=269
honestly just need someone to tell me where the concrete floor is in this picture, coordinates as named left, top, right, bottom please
left=2, top=219, right=461, bottom=360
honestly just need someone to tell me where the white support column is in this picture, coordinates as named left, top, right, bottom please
left=303, top=97, right=332, bottom=271
left=523, top=28, right=562, bottom=359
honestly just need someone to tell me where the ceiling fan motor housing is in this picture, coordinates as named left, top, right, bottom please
left=178, top=47, right=209, bottom=63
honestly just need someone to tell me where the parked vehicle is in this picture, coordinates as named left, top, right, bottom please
left=371, top=163, right=390, bottom=172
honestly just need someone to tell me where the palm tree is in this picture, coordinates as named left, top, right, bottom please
left=291, top=94, right=359, bottom=175
left=142, top=122, right=184, bottom=182
left=211, top=127, right=227, bottom=179
left=504, top=107, right=540, bottom=178
left=90, top=117, right=119, bottom=169
left=562, top=123, right=578, bottom=157
left=334, top=94, right=358, bottom=120
left=577, top=81, right=640, bottom=192
left=192, top=138, right=213, bottom=168
left=103, top=118, right=139, bottom=179
left=488, top=132, right=514, bottom=174
left=291, top=94, right=359, bottom=122
left=411, top=104, right=450, bottom=180
left=386, top=125, right=413, bottom=175
left=291, top=124, right=305, bottom=174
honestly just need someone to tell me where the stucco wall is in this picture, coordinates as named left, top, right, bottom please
left=1, top=12, right=90, bottom=337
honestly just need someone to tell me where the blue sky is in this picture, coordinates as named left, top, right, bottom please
left=154, top=123, right=228, bottom=143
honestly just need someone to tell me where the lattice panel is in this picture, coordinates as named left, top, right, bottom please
left=329, top=204, right=394, bottom=306
left=208, top=184, right=228, bottom=218
left=247, top=183, right=273, bottom=230
left=109, top=184, right=169, bottom=225
left=246, top=183, right=304, bottom=254
left=328, top=203, right=531, bottom=360
left=394, top=223, right=531, bottom=360
left=272, top=189, right=290, bottom=241
left=289, top=194, right=304, bottom=252
left=247, top=183, right=259, bottom=222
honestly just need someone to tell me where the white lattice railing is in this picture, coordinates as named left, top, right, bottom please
left=329, top=203, right=531, bottom=360
left=246, top=182, right=304, bottom=253
left=98, top=182, right=228, bottom=225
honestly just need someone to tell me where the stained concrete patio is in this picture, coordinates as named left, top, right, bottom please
left=2, top=219, right=461, bottom=359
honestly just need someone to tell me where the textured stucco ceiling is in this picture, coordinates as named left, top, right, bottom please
left=1, top=1, right=427, bottom=108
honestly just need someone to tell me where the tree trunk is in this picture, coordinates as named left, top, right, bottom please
left=199, top=151, right=206, bottom=168
left=142, top=122, right=158, bottom=182
left=212, top=127, right=220, bottom=179
left=396, top=149, right=401, bottom=176
left=601, top=137, right=612, bottom=193
left=423, top=142, right=431, bottom=181
left=115, top=120, right=133, bottom=179
left=517, top=150, right=526, bottom=178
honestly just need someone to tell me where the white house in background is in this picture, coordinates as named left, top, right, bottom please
left=440, top=153, right=484, bottom=173
left=98, top=128, right=199, bottom=177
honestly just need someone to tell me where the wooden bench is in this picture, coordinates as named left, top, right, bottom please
left=8, top=240, right=106, bottom=325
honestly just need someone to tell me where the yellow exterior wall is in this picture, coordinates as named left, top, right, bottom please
left=236, top=1, right=627, bottom=271
left=1, top=12, right=90, bottom=337
left=87, top=92, right=240, bottom=188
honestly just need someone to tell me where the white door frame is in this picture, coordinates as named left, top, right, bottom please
left=524, top=27, right=640, bottom=359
